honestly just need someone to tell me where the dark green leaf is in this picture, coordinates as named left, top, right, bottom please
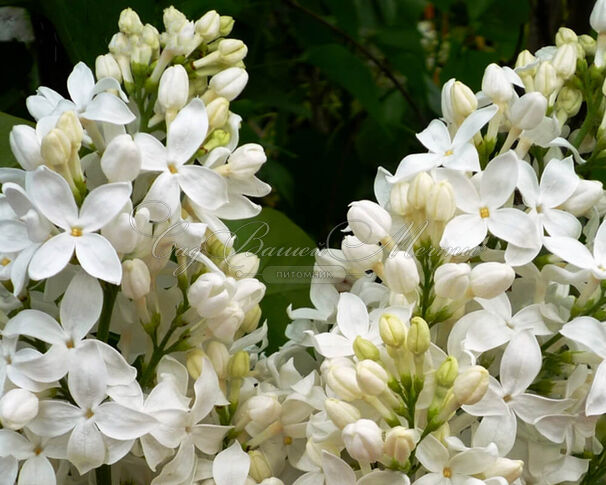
left=0, top=112, right=33, bottom=168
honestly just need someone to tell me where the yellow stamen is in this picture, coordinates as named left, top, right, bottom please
left=0, top=257, right=10, bottom=266
left=479, top=207, right=490, bottom=219
left=85, top=408, right=94, bottom=419
left=283, top=436, right=293, bottom=445
left=443, top=467, right=452, bottom=478
left=168, top=163, right=178, bottom=174
left=70, top=227, right=83, bottom=237
left=444, top=150, right=454, bottom=156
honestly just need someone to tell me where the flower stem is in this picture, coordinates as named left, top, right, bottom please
left=97, top=283, right=119, bottom=343
left=95, top=464, right=111, bottom=485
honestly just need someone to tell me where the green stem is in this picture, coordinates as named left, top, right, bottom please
left=138, top=318, right=181, bottom=388
left=95, top=464, right=111, bottom=485
left=540, top=334, right=562, bottom=352
left=97, top=284, right=119, bottom=343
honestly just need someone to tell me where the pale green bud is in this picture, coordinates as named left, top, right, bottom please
left=552, top=43, right=577, bottom=79
left=195, top=10, right=221, bottom=43
left=579, top=34, right=596, bottom=56
left=453, top=365, right=489, bottom=405
left=219, top=16, right=235, bottom=36
left=186, top=349, right=205, bottom=379
left=353, top=336, right=380, bottom=361
left=556, top=86, right=583, bottom=116
left=206, top=96, right=230, bottom=131
left=240, top=304, right=262, bottom=334
left=132, top=44, right=152, bottom=66
left=163, top=6, right=188, bottom=33
left=356, top=359, right=388, bottom=396
left=56, top=111, right=83, bottom=150
left=41, top=128, right=71, bottom=168
left=555, top=27, right=578, bottom=46
left=451, top=81, right=477, bottom=121
left=228, top=350, right=250, bottom=378
left=218, top=39, right=247, bottom=64
left=325, top=398, right=361, bottom=429
left=205, top=340, right=230, bottom=379
left=142, top=24, right=160, bottom=50
left=436, top=356, right=459, bottom=388
left=407, top=317, right=430, bottom=355
left=249, top=450, right=272, bottom=483
left=95, top=54, right=122, bottom=82
left=119, top=8, right=143, bottom=35
left=534, top=62, right=558, bottom=97
left=515, top=50, right=537, bottom=70
left=379, top=314, right=406, bottom=348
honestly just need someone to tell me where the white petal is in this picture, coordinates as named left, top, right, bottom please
left=95, top=402, right=155, bottom=440
left=4, top=309, right=65, bottom=344
left=167, top=98, right=208, bottom=164
left=480, top=151, right=518, bottom=208
left=444, top=143, right=480, bottom=172
left=452, top=105, right=498, bottom=147
left=92, top=341, right=137, bottom=385
left=67, top=62, right=95, bottom=108
left=500, top=331, right=541, bottom=396
left=75, top=233, right=122, bottom=284
left=210, top=194, right=261, bottom=220
left=67, top=420, right=105, bottom=474
left=504, top=242, right=541, bottom=267
left=534, top=414, right=574, bottom=443
left=417, top=120, right=451, bottom=153
left=358, top=470, right=409, bottom=485
left=81, top=92, right=135, bottom=124
left=152, top=442, right=196, bottom=485
left=78, top=182, right=132, bottom=231
left=463, top=380, right=509, bottom=417
left=517, top=160, right=540, bottom=208
left=441, top=170, right=481, bottom=213
left=440, top=214, right=487, bottom=252
left=191, top=424, right=231, bottom=454
left=12, top=345, right=69, bottom=382
left=28, top=233, right=75, bottom=281
left=0, top=457, right=17, bottom=485
left=61, top=271, right=103, bottom=342
left=0, top=221, right=30, bottom=252
left=69, top=343, right=107, bottom=409
left=0, top=429, right=33, bottom=459
left=177, top=165, right=228, bottom=211
left=593, top=218, right=606, bottom=266
left=466, top=316, right=513, bottom=353
left=18, top=455, right=56, bottom=485
left=560, top=317, right=606, bottom=358
left=312, top=332, right=354, bottom=358
left=141, top=172, right=181, bottom=222
left=27, top=167, right=77, bottom=229
left=488, top=208, right=538, bottom=248
left=191, top=358, right=228, bottom=423
left=134, top=133, right=168, bottom=172
left=471, top=414, right=517, bottom=455
left=11, top=243, right=38, bottom=295
left=213, top=441, right=250, bottom=485
left=540, top=157, right=578, bottom=208
left=510, top=393, right=572, bottom=423
left=543, top=236, right=595, bottom=271
left=416, top=435, right=449, bottom=473
left=387, top=153, right=442, bottom=183
left=336, top=292, right=369, bottom=340
left=542, top=209, right=581, bottom=238
left=27, top=400, right=82, bottom=437
left=321, top=451, right=356, bottom=485
left=510, top=305, right=551, bottom=335
left=449, top=445, right=497, bottom=475
left=586, top=360, right=606, bottom=415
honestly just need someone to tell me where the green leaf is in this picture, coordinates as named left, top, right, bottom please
left=0, top=112, right=33, bottom=168
left=226, top=208, right=316, bottom=351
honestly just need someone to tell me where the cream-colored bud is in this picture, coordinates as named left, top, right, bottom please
left=383, top=427, right=417, bottom=464
left=95, top=54, right=122, bottom=82
left=219, top=16, right=235, bottom=36
left=205, top=341, right=230, bottom=379
left=247, top=395, right=281, bottom=426
left=240, top=304, right=262, bottom=334
left=158, top=65, right=189, bottom=113
left=556, top=27, right=578, bottom=46
left=342, top=419, right=384, bottom=463
left=119, top=8, right=143, bottom=35
left=228, top=350, right=250, bottom=378
left=41, top=128, right=71, bottom=168
left=389, top=182, right=410, bottom=215
left=534, top=62, right=558, bottom=97
left=407, top=317, right=430, bottom=355
left=209, top=67, right=248, bottom=101
left=470, top=262, right=515, bottom=299
left=515, top=50, right=537, bottom=69
left=482, top=64, right=513, bottom=103
left=218, top=39, right=247, bottom=64
left=436, top=356, right=458, bottom=388
left=383, top=251, right=420, bottom=294
left=356, top=359, right=388, bottom=395
left=206, top=96, right=230, bottom=131
left=556, top=86, right=583, bottom=116
left=186, top=349, right=205, bottom=379
left=579, top=34, right=597, bottom=56
left=132, top=45, right=152, bottom=66
left=434, top=263, right=471, bottom=300
left=163, top=6, right=188, bottom=33
left=56, top=111, right=83, bottom=150
left=347, top=200, right=392, bottom=245
left=379, top=314, right=406, bottom=348
left=325, top=398, right=361, bottom=429
left=483, top=457, right=524, bottom=483
left=453, top=365, right=489, bottom=405
left=561, top=179, right=603, bottom=216
left=407, top=172, right=434, bottom=210
left=122, top=259, right=151, bottom=300
left=341, top=235, right=382, bottom=273
left=0, top=389, right=39, bottom=430
left=425, top=181, right=456, bottom=222
left=552, top=43, right=577, bottom=79
left=249, top=450, right=272, bottom=482
left=227, top=143, right=266, bottom=178
left=142, top=24, right=160, bottom=50
left=327, top=366, right=362, bottom=401
left=224, top=251, right=260, bottom=278
left=451, top=81, right=477, bottom=120
left=195, top=10, right=221, bottom=42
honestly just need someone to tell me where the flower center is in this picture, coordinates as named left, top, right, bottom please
left=443, top=467, right=452, bottom=478
left=34, top=447, right=43, bottom=456
left=0, top=257, right=10, bottom=266
left=66, top=339, right=75, bottom=349
left=283, top=436, right=293, bottom=445
left=444, top=150, right=454, bottom=157
left=503, top=394, right=512, bottom=402
left=168, top=163, right=178, bottom=174
left=479, top=207, right=490, bottom=219
left=70, top=227, right=83, bottom=237
left=85, top=408, right=95, bottom=419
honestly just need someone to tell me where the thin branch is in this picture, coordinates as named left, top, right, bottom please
left=284, top=0, right=426, bottom=124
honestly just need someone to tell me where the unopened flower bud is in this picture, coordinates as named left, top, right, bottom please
left=379, top=314, right=406, bottom=348
left=389, top=182, right=409, bottom=215
left=209, top=67, right=248, bottom=101
left=0, top=389, right=39, bottom=430
left=327, top=366, right=362, bottom=401
left=425, top=181, right=456, bottom=222
left=407, top=317, right=430, bottom=355
left=407, top=172, right=433, bottom=210
left=561, top=179, right=603, bottom=216
left=470, top=262, right=515, bottom=299
left=219, top=16, right=235, bottom=36
left=249, top=449, right=272, bottom=482
left=9, top=125, right=43, bottom=170
left=227, top=143, right=266, bottom=178
left=158, top=65, right=189, bottom=113
left=96, top=54, right=122, bottom=82
left=186, top=349, right=205, bottom=379
left=483, top=457, right=524, bottom=483
left=552, top=43, right=577, bottom=79
left=453, top=365, right=489, bottom=405
left=247, top=395, right=281, bottom=426
left=434, top=263, right=471, bottom=300
left=591, top=0, right=606, bottom=33
left=219, top=39, right=247, bottom=64
left=101, top=134, right=141, bottom=182
left=383, top=427, right=417, bottom=464
left=555, top=27, right=577, bottom=46
left=347, top=200, right=392, bottom=245
left=509, top=92, right=547, bottom=130
left=56, top=111, right=83, bottom=150
left=383, top=251, right=420, bottom=294
left=534, top=62, right=558, bottom=97
left=122, top=259, right=151, bottom=300
left=259, top=479, right=284, bottom=485
left=341, top=235, right=382, bottom=273
left=206, top=96, right=230, bottom=131
left=101, top=212, right=138, bottom=254
left=205, top=341, right=230, bottom=379
left=188, top=273, right=232, bottom=317
left=119, top=8, right=143, bottom=35
left=436, top=357, right=459, bottom=388
left=353, top=337, right=380, bottom=362
left=342, top=419, right=384, bottom=463
left=556, top=87, right=583, bottom=116
left=325, top=398, right=361, bottom=429
left=195, top=10, right=221, bottom=42
left=142, top=24, right=160, bottom=50
left=132, top=45, right=152, bottom=66
left=482, top=64, right=513, bottom=104
left=240, top=304, right=262, bottom=334
left=224, top=251, right=260, bottom=278
left=451, top=81, right=477, bottom=121
left=163, top=6, right=188, bottom=33
left=228, top=350, right=250, bottom=378
left=41, top=128, right=71, bottom=168
left=579, top=35, right=596, bottom=56
left=356, top=359, right=388, bottom=395
left=515, top=50, right=537, bottom=70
